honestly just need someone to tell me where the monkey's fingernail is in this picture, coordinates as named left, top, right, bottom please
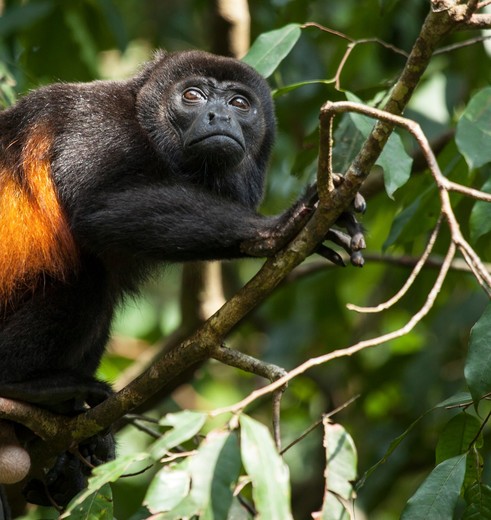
left=350, top=251, right=365, bottom=267
left=351, top=233, right=366, bottom=251
left=354, top=193, right=367, bottom=214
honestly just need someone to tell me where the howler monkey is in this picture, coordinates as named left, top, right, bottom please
left=0, top=50, right=364, bottom=512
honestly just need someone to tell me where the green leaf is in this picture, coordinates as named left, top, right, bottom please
left=98, top=0, right=129, bottom=51
left=0, top=62, right=17, bottom=108
left=128, top=507, right=153, bottom=520
left=463, top=482, right=491, bottom=519
left=435, top=414, right=482, bottom=489
left=346, top=92, right=413, bottom=198
left=149, top=431, right=239, bottom=519
left=151, top=410, right=207, bottom=460
left=315, top=421, right=357, bottom=520
left=61, top=484, right=113, bottom=520
left=383, top=185, right=438, bottom=249
left=240, top=415, right=293, bottom=520
left=0, top=1, right=53, bottom=37
left=435, top=413, right=481, bottom=464
left=204, top=432, right=241, bottom=520
left=273, top=79, right=334, bottom=97
left=456, top=87, right=491, bottom=169
left=60, top=451, right=150, bottom=519
left=63, top=7, right=99, bottom=77
left=470, top=177, right=491, bottom=243
left=401, top=454, right=467, bottom=520
left=436, top=392, right=473, bottom=408
left=332, top=113, right=367, bottom=175
left=145, top=468, right=191, bottom=512
left=464, top=303, right=491, bottom=407
left=358, top=393, right=473, bottom=490
left=243, top=24, right=302, bottom=78
left=186, top=431, right=238, bottom=517
left=357, top=410, right=428, bottom=488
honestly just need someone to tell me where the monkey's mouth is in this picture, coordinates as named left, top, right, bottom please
left=187, top=132, right=245, bottom=152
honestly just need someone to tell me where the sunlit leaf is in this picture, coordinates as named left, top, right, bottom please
left=153, top=430, right=237, bottom=519
left=61, top=454, right=151, bottom=517
left=89, top=452, right=151, bottom=487
left=144, top=468, right=190, bottom=512
left=61, top=484, right=113, bottom=520
left=243, top=24, right=302, bottom=77
left=204, top=432, right=241, bottom=520
left=240, top=415, right=293, bottom=520
left=151, top=410, right=207, bottom=460
left=314, top=420, right=357, bottom=520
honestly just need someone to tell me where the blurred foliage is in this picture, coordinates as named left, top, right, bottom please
left=2, top=0, right=491, bottom=518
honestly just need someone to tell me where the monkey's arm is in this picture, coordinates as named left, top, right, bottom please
left=71, top=182, right=364, bottom=264
left=70, top=183, right=300, bottom=262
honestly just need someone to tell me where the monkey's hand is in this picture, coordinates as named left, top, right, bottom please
left=241, top=176, right=366, bottom=266
left=317, top=173, right=366, bottom=267
left=240, top=184, right=318, bottom=257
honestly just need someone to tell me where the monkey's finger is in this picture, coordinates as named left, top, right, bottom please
left=303, top=183, right=319, bottom=207
left=325, top=229, right=351, bottom=252
left=351, top=250, right=365, bottom=267
left=332, top=173, right=342, bottom=187
left=353, top=192, right=367, bottom=214
left=332, top=173, right=366, bottom=213
left=336, top=212, right=366, bottom=251
left=316, top=244, right=346, bottom=267
left=326, top=229, right=365, bottom=266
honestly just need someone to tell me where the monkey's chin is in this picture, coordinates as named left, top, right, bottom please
left=187, top=136, right=245, bottom=168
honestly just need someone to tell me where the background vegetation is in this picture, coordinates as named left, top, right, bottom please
left=1, top=0, right=491, bottom=518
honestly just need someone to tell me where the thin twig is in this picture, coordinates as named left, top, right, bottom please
left=272, top=390, right=283, bottom=451
left=347, top=216, right=443, bottom=313
left=302, top=22, right=408, bottom=90
left=443, top=179, right=491, bottom=202
left=302, top=22, right=408, bottom=57
left=279, top=394, right=359, bottom=455
left=320, top=100, right=491, bottom=294
left=460, top=14, right=491, bottom=29
left=435, top=34, right=491, bottom=54
left=211, top=243, right=456, bottom=417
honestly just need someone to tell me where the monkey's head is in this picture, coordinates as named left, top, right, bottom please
left=136, top=51, right=275, bottom=205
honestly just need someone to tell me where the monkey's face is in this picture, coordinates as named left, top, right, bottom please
left=170, top=78, right=259, bottom=170
left=135, top=51, right=275, bottom=182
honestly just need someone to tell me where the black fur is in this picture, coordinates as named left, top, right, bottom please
left=0, top=50, right=277, bottom=383
left=0, top=50, right=281, bottom=507
left=0, top=49, right=367, bottom=511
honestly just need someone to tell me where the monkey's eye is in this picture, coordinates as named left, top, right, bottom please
left=182, top=88, right=206, bottom=103
left=229, top=96, right=250, bottom=111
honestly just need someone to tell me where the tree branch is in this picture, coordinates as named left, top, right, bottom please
left=1, top=2, right=485, bottom=460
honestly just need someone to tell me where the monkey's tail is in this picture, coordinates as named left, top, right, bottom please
left=0, top=486, right=10, bottom=520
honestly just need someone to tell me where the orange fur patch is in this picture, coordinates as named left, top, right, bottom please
left=0, top=129, right=78, bottom=306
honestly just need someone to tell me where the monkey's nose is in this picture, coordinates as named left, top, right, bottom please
left=207, top=111, right=231, bottom=124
